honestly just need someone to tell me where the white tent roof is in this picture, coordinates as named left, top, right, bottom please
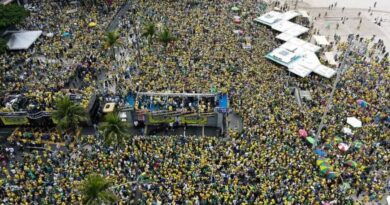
left=312, top=64, right=336, bottom=78
left=1, top=0, right=13, bottom=5
left=281, top=10, right=301, bottom=21
left=254, top=11, right=282, bottom=26
left=324, top=52, right=337, bottom=65
left=276, top=33, right=294, bottom=42
left=347, top=117, right=362, bottom=128
left=7, top=30, right=42, bottom=50
left=284, top=24, right=309, bottom=37
left=298, top=10, right=310, bottom=18
left=257, top=10, right=335, bottom=79
left=271, top=20, right=296, bottom=32
left=298, top=52, right=321, bottom=70
left=342, top=127, right=353, bottom=135
left=268, top=47, right=297, bottom=65
left=313, top=35, right=330, bottom=46
left=288, top=64, right=312, bottom=77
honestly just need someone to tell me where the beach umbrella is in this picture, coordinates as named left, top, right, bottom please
left=347, top=117, right=362, bottom=128
left=233, top=16, right=241, bottom=23
left=353, top=141, right=363, bottom=149
left=345, top=160, right=357, bottom=168
left=357, top=99, right=368, bottom=108
left=334, top=137, right=343, bottom=143
left=88, top=22, right=97, bottom=27
left=320, top=164, right=330, bottom=172
left=299, top=129, right=308, bottom=138
left=315, top=149, right=327, bottom=157
left=342, top=127, right=353, bottom=135
left=338, top=143, right=350, bottom=152
left=231, top=6, right=240, bottom=11
left=306, top=137, right=316, bottom=145
left=61, top=32, right=71, bottom=37
left=45, top=32, right=54, bottom=38
left=320, top=167, right=331, bottom=176
left=341, top=182, right=351, bottom=190
left=316, top=158, right=330, bottom=166
left=233, top=30, right=244, bottom=35
left=326, top=171, right=337, bottom=179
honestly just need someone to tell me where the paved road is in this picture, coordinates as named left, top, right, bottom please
left=279, top=0, right=390, bottom=10
left=276, top=0, right=390, bottom=49
left=107, top=0, right=132, bottom=31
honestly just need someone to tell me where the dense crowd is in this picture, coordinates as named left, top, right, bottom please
left=0, top=0, right=126, bottom=112
left=1, top=0, right=389, bottom=204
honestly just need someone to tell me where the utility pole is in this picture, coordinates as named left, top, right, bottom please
left=315, top=43, right=353, bottom=142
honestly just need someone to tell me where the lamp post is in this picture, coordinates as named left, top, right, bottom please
left=315, top=43, right=353, bottom=142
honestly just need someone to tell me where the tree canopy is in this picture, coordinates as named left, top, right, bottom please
left=52, top=95, right=87, bottom=133
left=0, top=4, right=29, bottom=29
left=0, top=38, right=7, bottom=54
left=79, top=174, right=117, bottom=205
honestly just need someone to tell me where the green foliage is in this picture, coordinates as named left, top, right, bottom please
left=80, top=174, right=118, bottom=205
left=142, top=22, right=156, bottom=39
left=99, top=113, right=131, bottom=148
left=0, top=4, right=29, bottom=29
left=52, top=96, right=87, bottom=132
left=158, top=28, right=175, bottom=47
left=103, top=30, right=120, bottom=49
left=0, top=38, right=7, bottom=54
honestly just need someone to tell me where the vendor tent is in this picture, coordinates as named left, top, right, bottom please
left=342, top=127, right=353, bottom=135
left=347, top=117, right=362, bottom=128
left=1, top=0, right=13, bottom=5
left=7, top=30, right=42, bottom=50
left=324, top=52, right=337, bottom=65
left=313, top=35, right=330, bottom=46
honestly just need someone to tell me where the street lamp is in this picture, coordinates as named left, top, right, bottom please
left=315, top=43, right=353, bottom=142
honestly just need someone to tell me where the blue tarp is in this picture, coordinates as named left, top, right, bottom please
left=315, top=149, right=327, bottom=157
left=219, top=94, right=228, bottom=108
left=126, top=94, right=135, bottom=107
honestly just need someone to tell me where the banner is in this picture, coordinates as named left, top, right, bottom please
left=147, top=114, right=175, bottom=124
left=180, top=115, right=207, bottom=125
left=0, top=116, right=29, bottom=125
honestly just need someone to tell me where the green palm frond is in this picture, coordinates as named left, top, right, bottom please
left=99, top=113, right=131, bottom=148
left=142, top=22, right=156, bottom=38
left=103, top=30, right=121, bottom=49
left=158, top=28, right=175, bottom=47
left=80, top=174, right=118, bottom=205
left=52, top=96, right=87, bottom=132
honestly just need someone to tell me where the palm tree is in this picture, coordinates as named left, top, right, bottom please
left=158, top=28, right=175, bottom=50
left=99, top=113, right=130, bottom=150
left=52, top=95, right=87, bottom=133
left=142, top=22, right=156, bottom=44
left=103, top=30, right=121, bottom=60
left=80, top=173, right=117, bottom=205
left=0, top=38, right=7, bottom=54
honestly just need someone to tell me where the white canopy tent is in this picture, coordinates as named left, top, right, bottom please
left=276, top=33, right=294, bottom=42
left=298, top=10, right=310, bottom=18
left=254, top=11, right=282, bottom=26
left=271, top=20, right=297, bottom=32
left=7, top=31, right=42, bottom=50
left=1, top=0, right=13, bottom=5
left=324, top=52, right=338, bottom=65
left=256, top=10, right=336, bottom=79
left=342, top=127, right=353, bottom=135
left=281, top=10, right=301, bottom=21
left=347, top=117, right=362, bottom=128
left=313, top=35, right=330, bottom=46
